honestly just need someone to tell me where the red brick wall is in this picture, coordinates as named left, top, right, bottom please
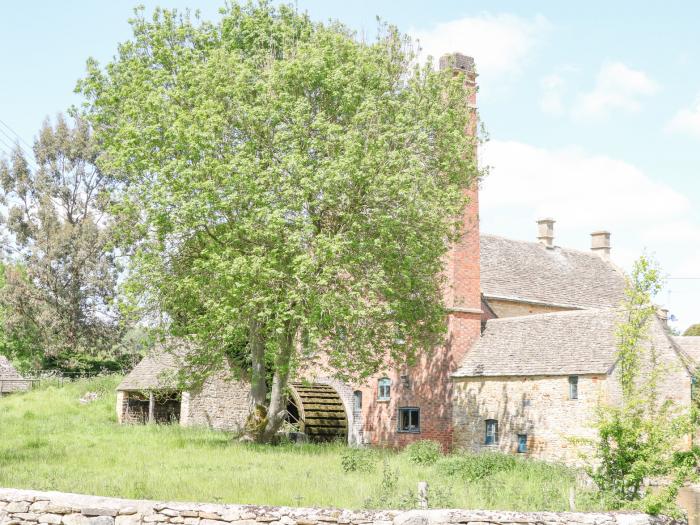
left=304, top=56, right=482, bottom=451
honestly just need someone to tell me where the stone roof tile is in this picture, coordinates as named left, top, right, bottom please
left=454, top=309, right=682, bottom=377
left=480, top=234, right=626, bottom=309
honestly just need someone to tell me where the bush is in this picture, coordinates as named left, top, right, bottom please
left=405, top=440, right=442, bottom=466
left=340, top=448, right=376, bottom=473
left=436, top=452, right=517, bottom=481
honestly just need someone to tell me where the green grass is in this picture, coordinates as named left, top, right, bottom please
left=0, top=376, right=604, bottom=510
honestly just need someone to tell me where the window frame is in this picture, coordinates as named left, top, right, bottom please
left=517, top=433, right=528, bottom=453
left=378, top=377, right=391, bottom=401
left=568, top=375, right=579, bottom=400
left=353, top=390, right=362, bottom=412
left=485, top=419, right=499, bottom=445
left=397, top=407, right=420, bottom=433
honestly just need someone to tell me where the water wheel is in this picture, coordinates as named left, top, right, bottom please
left=287, top=382, right=348, bottom=442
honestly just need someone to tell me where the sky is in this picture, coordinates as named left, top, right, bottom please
left=0, top=1, right=698, bottom=331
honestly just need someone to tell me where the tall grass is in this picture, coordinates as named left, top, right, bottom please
left=0, top=376, right=602, bottom=510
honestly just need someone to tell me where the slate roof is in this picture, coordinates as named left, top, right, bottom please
left=480, top=235, right=627, bottom=309
left=454, top=308, right=683, bottom=377
left=674, top=337, right=700, bottom=368
left=0, top=355, right=29, bottom=393
left=117, top=347, right=184, bottom=391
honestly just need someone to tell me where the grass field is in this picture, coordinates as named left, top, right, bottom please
left=0, top=376, right=604, bottom=510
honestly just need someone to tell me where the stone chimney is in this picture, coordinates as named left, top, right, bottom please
left=537, top=218, right=555, bottom=248
left=590, top=231, right=611, bottom=260
left=658, top=308, right=669, bottom=327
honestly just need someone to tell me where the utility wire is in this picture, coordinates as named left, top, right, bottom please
left=0, top=118, right=33, bottom=152
left=0, top=128, right=38, bottom=171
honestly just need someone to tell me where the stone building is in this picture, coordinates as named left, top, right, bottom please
left=115, top=51, right=696, bottom=462
left=0, top=356, right=29, bottom=396
left=116, top=346, right=252, bottom=432
left=453, top=309, right=692, bottom=463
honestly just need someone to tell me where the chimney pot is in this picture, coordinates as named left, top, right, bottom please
left=537, top=218, right=555, bottom=248
left=590, top=230, right=611, bottom=260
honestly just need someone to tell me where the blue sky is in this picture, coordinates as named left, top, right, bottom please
left=1, top=1, right=698, bottom=330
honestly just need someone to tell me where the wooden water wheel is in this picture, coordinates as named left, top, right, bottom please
left=287, top=382, right=348, bottom=442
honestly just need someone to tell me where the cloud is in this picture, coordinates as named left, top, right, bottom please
left=479, top=140, right=686, bottom=229
left=539, top=73, right=566, bottom=115
left=572, top=62, right=659, bottom=120
left=666, top=95, right=700, bottom=139
left=412, top=13, right=549, bottom=82
left=478, top=139, right=699, bottom=330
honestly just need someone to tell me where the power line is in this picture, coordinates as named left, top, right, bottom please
left=0, top=118, right=33, bottom=153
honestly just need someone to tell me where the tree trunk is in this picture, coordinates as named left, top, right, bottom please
left=249, top=316, right=267, bottom=409
left=260, top=322, right=295, bottom=443
left=241, top=316, right=268, bottom=442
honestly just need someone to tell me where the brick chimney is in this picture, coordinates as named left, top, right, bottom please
left=591, top=231, right=611, bottom=260
left=439, top=52, right=480, bottom=315
left=537, top=218, right=555, bottom=248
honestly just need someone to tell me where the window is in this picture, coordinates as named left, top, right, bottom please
left=569, top=375, right=579, bottom=400
left=398, top=407, right=420, bottom=433
left=517, top=434, right=528, bottom=453
left=378, top=378, right=391, bottom=401
left=400, top=375, right=410, bottom=389
left=353, top=391, right=362, bottom=412
left=485, top=419, right=498, bottom=445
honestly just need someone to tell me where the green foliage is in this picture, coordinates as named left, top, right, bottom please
left=684, top=324, right=700, bottom=336
left=341, top=448, right=376, bottom=473
left=585, top=255, right=695, bottom=516
left=405, top=440, right=443, bottom=466
left=436, top=451, right=517, bottom=481
left=0, top=115, right=129, bottom=372
left=78, top=2, right=481, bottom=440
left=1, top=377, right=604, bottom=511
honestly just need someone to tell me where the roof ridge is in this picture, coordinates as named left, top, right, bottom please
left=480, top=232, right=613, bottom=260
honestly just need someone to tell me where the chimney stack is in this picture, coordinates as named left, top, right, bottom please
left=658, top=308, right=669, bottom=327
left=439, top=53, right=476, bottom=75
left=537, top=218, right=555, bottom=248
left=590, top=231, right=611, bottom=260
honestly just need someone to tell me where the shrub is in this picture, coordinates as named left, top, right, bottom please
left=340, top=448, right=376, bottom=473
left=436, top=452, right=517, bottom=481
left=405, top=440, right=442, bottom=465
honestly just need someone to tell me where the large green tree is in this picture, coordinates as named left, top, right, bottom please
left=79, top=2, right=479, bottom=441
left=0, top=115, right=125, bottom=371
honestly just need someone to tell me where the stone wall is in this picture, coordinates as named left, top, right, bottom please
left=452, top=374, right=606, bottom=464
left=183, top=372, right=251, bottom=433
left=0, top=488, right=681, bottom=525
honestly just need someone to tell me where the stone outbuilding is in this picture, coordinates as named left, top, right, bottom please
left=116, top=346, right=252, bottom=432
left=452, top=309, right=693, bottom=464
left=0, top=355, right=29, bottom=396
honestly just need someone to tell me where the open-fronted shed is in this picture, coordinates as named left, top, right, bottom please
left=287, top=382, right=348, bottom=442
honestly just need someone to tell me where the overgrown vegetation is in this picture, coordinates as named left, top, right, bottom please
left=0, top=378, right=602, bottom=510
left=584, top=256, right=696, bottom=517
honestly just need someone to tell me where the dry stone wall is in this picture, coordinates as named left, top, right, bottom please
left=0, top=489, right=682, bottom=525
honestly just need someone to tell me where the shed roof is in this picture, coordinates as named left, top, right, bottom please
left=480, top=235, right=626, bottom=309
left=454, top=308, right=682, bottom=377
left=117, top=348, right=183, bottom=391
left=674, top=337, right=700, bottom=367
